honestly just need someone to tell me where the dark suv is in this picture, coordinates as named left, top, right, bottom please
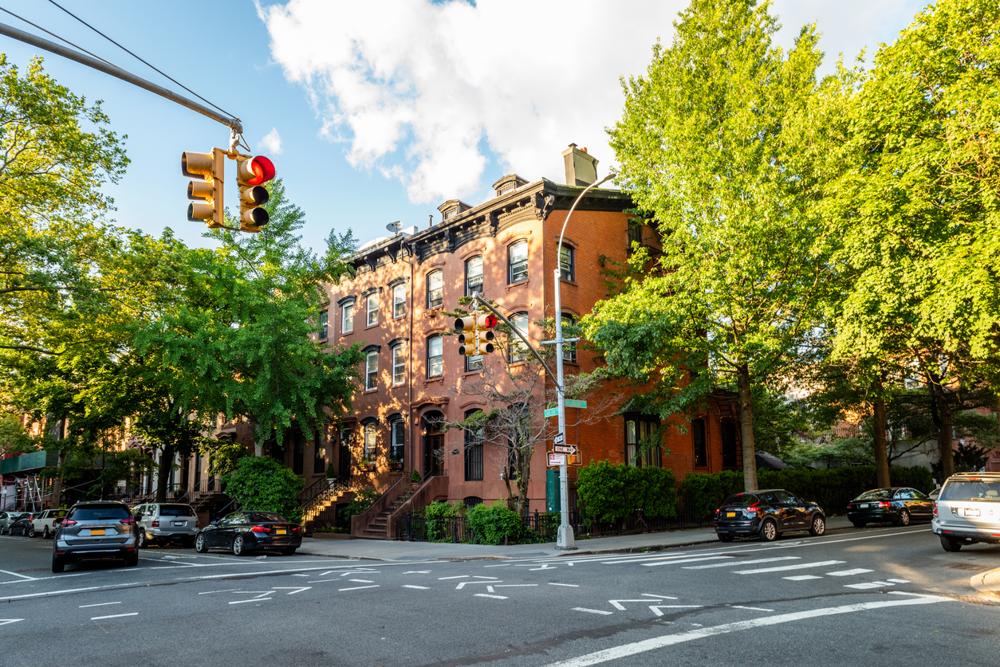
left=714, top=489, right=826, bottom=542
left=52, top=501, right=139, bottom=573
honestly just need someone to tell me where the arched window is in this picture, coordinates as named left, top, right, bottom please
left=464, top=409, right=484, bottom=481
left=508, top=312, right=529, bottom=363
left=426, top=270, right=443, bottom=309
left=362, top=419, right=378, bottom=461
left=507, top=240, right=528, bottom=284
left=426, top=335, right=443, bottom=378
left=465, top=255, right=484, bottom=296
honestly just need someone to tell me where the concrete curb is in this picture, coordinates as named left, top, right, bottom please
left=969, top=567, right=1000, bottom=601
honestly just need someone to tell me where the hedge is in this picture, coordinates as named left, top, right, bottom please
left=577, top=461, right=677, bottom=525
left=466, top=502, right=524, bottom=545
left=678, top=465, right=934, bottom=522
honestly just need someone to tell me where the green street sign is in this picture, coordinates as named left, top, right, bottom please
left=565, top=399, right=588, bottom=409
left=544, top=407, right=559, bottom=418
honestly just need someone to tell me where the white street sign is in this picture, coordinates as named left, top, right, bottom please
left=553, top=445, right=578, bottom=455
left=547, top=452, right=567, bottom=466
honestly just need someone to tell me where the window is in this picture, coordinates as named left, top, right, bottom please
left=627, top=219, right=643, bottom=253
left=465, top=351, right=483, bottom=373
left=318, top=310, right=329, bottom=339
left=391, top=343, right=406, bottom=386
left=559, top=244, right=575, bottom=282
left=465, top=256, right=484, bottom=296
left=313, top=435, right=326, bottom=474
left=508, top=240, right=528, bottom=284
left=362, top=421, right=377, bottom=461
left=561, top=313, right=577, bottom=363
left=426, top=270, right=443, bottom=309
left=508, top=312, right=529, bottom=363
left=365, top=349, right=378, bottom=390
left=464, top=409, right=484, bottom=481
left=389, top=417, right=405, bottom=469
left=366, top=292, right=379, bottom=327
left=392, top=283, right=406, bottom=319
left=426, top=335, right=443, bottom=378
left=625, top=414, right=661, bottom=467
left=692, top=417, right=708, bottom=468
left=341, top=299, right=355, bottom=335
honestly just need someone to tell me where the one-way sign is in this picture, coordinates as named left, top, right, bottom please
left=553, top=444, right=578, bottom=455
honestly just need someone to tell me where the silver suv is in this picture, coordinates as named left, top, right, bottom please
left=932, top=472, right=1000, bottom=552
left=132, top=503, right=198, bottom=547
left=52, top=501, right=139, bottom=572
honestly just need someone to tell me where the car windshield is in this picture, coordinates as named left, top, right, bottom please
left=70, top=505, right=130, bottom=521
left=159, top=505, right=196, bottom=517
left=855, top=489, right=891, bottom=501
left=247, top=512, right=286, bottom=523
left=939, top=480, right=1000, bottom=502
left=721, top=494, right=759, bottom=508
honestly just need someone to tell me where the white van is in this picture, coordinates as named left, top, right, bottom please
left=932, top=472, right=1000, bottom=551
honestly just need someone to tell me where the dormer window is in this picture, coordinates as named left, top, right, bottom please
left=492, top=174, right=527, bottom=197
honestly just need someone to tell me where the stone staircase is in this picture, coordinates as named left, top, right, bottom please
left=301, top=479, right=353, bottom=529
left=356, top=482, right=419, bottom=539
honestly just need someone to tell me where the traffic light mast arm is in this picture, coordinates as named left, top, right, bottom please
left=469, top=295, right=560, bottom=390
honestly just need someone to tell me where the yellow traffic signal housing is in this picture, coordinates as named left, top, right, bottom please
left=182, top=149, right=224, bottom=228
left=235, top=155, right=276, bottom=233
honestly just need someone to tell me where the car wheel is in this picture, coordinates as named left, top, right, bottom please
left=125, top=550, right=139, bottom=567
left=897, top=510, right=911, bottom=527
left=51, top=555, right=64, bottom=573
left=194, top=533, right=207, bottom=553
left=940, top=535, right=962, bottom=552
left=28, top=525, right=36, bottom=538
left=809, top=515, right=826, bottom=536
left=760, top=519, right=778, bottom=542
left=232, top=534, right=246, bottom=556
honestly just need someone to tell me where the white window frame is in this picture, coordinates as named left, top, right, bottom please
left=427, top=270, right=443, bottom=309
left=392, top=283, right=406, bottom=319
left=392, top=343, right=406, bottom=386
left=366, top=292, right=379, bottom=327
left=427, top=335, right=443, bottom=378
left=341, top=300, right=354, bottom=335
left=365, top=350, right=378, bottom=390
left=508, top=240, right=528, bottom=284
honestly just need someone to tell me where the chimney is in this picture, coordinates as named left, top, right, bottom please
left=562, top=143, right=599, bottom=186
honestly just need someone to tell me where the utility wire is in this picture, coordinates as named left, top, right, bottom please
left=0, top=4, right=115, bottom=68
left=46, top=0, right=239, bottom=123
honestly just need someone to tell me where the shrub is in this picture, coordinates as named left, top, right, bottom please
left=423, top=500, right=463, bottom=542
left=344, top=486, right=380, bottom=519
left=577, top=461, right=678, bottom=525
left=222, top=457, right=304, bottom=523
left=466, top=502, right=523, bottom=545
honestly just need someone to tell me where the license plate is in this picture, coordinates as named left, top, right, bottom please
left=861, top=503, right=871, bottom=509
left=276, top=528, right=287, bottom=535
left=90, top=529, right=106, bottom=536
left=725, top=512, right=736, bottom=518
left=964, top=508, right=980, bottom=517
left=172, top=521, right=186, bottom=527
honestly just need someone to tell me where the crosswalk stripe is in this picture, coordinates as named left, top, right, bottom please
left=642, top=556, right=733, bottom=568
left=826, top=568, right=873, bottom=577
left=734, top=560, right=844, bottom=575
left=683, top=557, right=800, bottom=570
left=844, top=581, right=894, bottom=590
left=783, top=575, right=822, bottom=581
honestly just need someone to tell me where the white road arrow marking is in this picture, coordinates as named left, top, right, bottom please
left=0, top=618, right=25, bottom=626
left=573, top=608, right=613, bottom=616
left=487, top=584, right=538, bottom=593
left=610, top=599, right=671, bottom=611
left=729, top=605, right=774, bottom=612
left=649, top=605, right=703, bottom=617
left=229, top=598, right=270, bottom=605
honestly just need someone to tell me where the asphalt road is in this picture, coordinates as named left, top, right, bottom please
left=1, top=525, right=998, bottom=666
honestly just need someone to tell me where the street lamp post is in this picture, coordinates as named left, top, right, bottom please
left=553, top=171, right=616, bottom=550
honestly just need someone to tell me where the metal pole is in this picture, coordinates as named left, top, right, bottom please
left=553, top=172, right=616, bottom=550
left=0, top=21, right=243, bottom=134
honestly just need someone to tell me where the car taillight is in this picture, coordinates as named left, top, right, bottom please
left=933, top=502, right=938, bottom=517
left=847, top=503, right=855, bottom=510
left=61, top=519, right=77, bottom=527
left=292, top=526, right=302, bottom=534
left=120, top=517, right=135, bottom=525
left=251, top=525, right=271, bottom=534
left=151, top=520, right=159, bottom=527
left=879, top=501, right=890, bottom=509
left=713, top=508, right=720, bottom=520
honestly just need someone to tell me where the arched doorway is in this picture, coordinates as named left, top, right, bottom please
left=422, top=410, right=445, bottom=477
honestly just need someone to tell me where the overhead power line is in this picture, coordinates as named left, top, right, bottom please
left=0, top=5, right=115, bottom=68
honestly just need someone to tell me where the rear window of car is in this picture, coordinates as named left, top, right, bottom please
left=856, top=489, right=892, bottom=501
left=247, top=512, right=286, bottom=523
left=159, top=505, right=196, bottom=517
left=69, top=505, right=130, bottom=521
left=721, top=494, right=759, bottom=508
left=939, top=480, right=1000, bottom=502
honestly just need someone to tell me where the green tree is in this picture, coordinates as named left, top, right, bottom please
left=585, top=0, right=831, bottom=491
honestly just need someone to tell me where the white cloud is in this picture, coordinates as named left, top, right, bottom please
left=259, top=127, right=283, bottom=155
left=259, top=0, right=927, bottom=205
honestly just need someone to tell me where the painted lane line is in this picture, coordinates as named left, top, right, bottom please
left=403, top=570, right=431, bottom=574
left=402, top=585, right=430, bottom=590
left=487, top=584, right=538, bottom=593
left=198, top=589, right=239, bottom=595
left=729, top=605, right=774, bottom=612
left=649, top=605, right=703, bottom=617
left=483, top=564, right=511, bottom=568
left=531, top=564, right=557, bottom=571
left=272, top=587, right=312, bottom=595
left=683, top=557, right=800, bottom=570
left=474, top=593, right=508, bottom=600
left=603, top=553, right=726, bottom=565
left=473, top=575, right=500, bottom=580
left=91, top=612, right=138, bottom=620
left=0, top=569, right=35, bottom=581
left=610, top=599, right=676, bottom=611
left=229, top=598, right=270, bottom=605
left=783, top=575, right=822, bottom=581
left=643, top=556, right=733, bottom=568
left=825, top=568, right=874, bottom=577
left=549, top=583, right=580, bottom=588
left=438, top=575, right=469, bottom=580
left=886, top=578, right=911, bottom=584
left=573, top=607, right=613, bottom=616
left=642, top=594, right=679, bottom=600
left=338, top=570, right=377, bottom=577
left=734, top=560, right=844, bottom=575
left=844, top=581, right=894, bottom=590
left=456, top=581, right=495, bottom=590
left=0, top=619, right=25, bottom=626
left=348, top=579, right=374, bottom=583
left=292, top=574, right=310, bottom=577
left=79, top=601, right=121, bottom=608
left=338, top=585, right=379, bottom=592
left=544, top=594, right=951, bottom=667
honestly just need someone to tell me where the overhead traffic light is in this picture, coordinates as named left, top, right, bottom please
left=454, top=313, right=498, bottom=356
left=182, top=148, right=225, bottom=228
left=236, top=155, right=276, bottom=232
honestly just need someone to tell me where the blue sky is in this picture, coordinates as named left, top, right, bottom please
left=0, top=0, right=929, bottom=254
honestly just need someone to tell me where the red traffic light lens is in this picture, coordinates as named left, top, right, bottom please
left=246, top=156, right=276, bottom=186
left=483, top=314, right=498, bottom=328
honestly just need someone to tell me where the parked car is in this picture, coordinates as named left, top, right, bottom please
left=0, top=511, right=29, bottom=535
left=30, top=508, right=68, bottom=538
left=194, top=511, right=302, bottom=556
left=928, top=486, right=942, bottom=501
left=52, top=501, right=139, bottom=573
left=132, top=502, right=198, bottom=547
left=8, top=512, right=38, bottom=536
left=846, top=487, right=933, bottom=527
left=714, top=489, right=826, bottom=542
left=932, top=472, right=1000, bottom=552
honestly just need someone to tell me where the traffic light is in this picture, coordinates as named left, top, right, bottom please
left=182, top=148, right=225, bottom=228
left=474, top=314, right=497, bottom=354
left=454, top=313, right=497, bottom=356
left=235, top=155, right=276, bottom=232
left=454, top=315, right=476, bottom=357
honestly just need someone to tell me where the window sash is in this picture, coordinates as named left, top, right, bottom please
left=341, top=303, right=354, bottom=334
left=366, top=294, right=378, bottom=326
left=559, top=245, right=574, bottom=282
left=508, top=242, right=528, bottom=283
left=509, top=313, right=529, bottom=362
left=319, top=310, right=329, bottom=339
left=427, top=337, right=443, bottom=377
left=465, top=257, right=484, bottom=296
left=389, top=421, right=405, bottom=462
left=363, top=423, right=376, bottom=459
left=392, top=284, right=406, bottom=319
left=561, top=314, right=577, bottom=363
left=392, top=345, right=405, bottom=385
left=365, top=351, right=378, bottom=390
left=465, top=354, right=483, bottom=372
left=427, top=272, right=443, bottom=309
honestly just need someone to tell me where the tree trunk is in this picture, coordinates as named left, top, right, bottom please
left=873, top=393, right=890, bottom=488
left=937, top=399, right=954, bottom=479
left=155, top=443, right=175, bottom=502
left=737, top=364, right=758, bottom=491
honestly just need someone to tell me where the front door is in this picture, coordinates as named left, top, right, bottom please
left=338, top=440, right=352, bottom=482
left=424, top=433, right=444, bottom=477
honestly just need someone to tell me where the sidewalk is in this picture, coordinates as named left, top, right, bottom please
left=297, top=516, right=854, bottom=562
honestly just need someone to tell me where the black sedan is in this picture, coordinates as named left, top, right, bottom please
left=846, top=487, right=933, bottom=527
left=714, top=489, right=826, bottom=542
left=194, top=511, right=302, bottom=556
